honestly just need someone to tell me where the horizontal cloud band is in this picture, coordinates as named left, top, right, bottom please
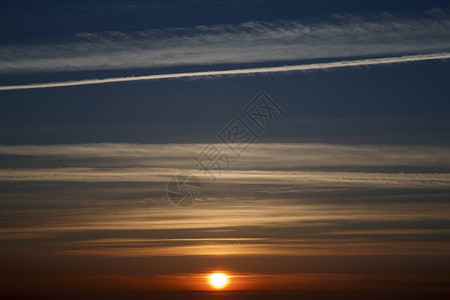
left=1, top=11, right=450, bottom=74
left=1, top=142, right=450, bottom=167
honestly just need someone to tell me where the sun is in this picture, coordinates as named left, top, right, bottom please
left=208, top=273, right=229, bottom=289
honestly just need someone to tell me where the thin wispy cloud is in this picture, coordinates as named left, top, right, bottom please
left=2, top=141, right=448, bottom=258
left=1, top=10, right=449, bottom=74
left=1, top=143, right=449, bottom=168
left=1, top=9, right=450, bottom=90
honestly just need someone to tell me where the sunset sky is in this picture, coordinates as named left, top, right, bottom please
left=1, top=1, right=450, bottom=299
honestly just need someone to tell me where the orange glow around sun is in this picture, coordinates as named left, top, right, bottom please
left=208, top=273, right=229, bottom=289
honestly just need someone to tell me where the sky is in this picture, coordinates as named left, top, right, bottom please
left=1, top=1, right=450, bottom=299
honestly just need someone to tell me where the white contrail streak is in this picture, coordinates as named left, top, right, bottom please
left=1, top=53, right=449, bottom=91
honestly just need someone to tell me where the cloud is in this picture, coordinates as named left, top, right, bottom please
left=2, top=10, right=450, bottom=90
left=1, top=143, right=449, bottom=168
left=1, top=142, right=449, bottom=259
left=1, top=143, right=450, bottom=205
left=0, top=166, right=448, bottom=186
left=1, top=11, right=450, bottom=74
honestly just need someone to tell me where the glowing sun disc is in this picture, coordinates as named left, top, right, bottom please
left=208, top=273, right=228, bottom=289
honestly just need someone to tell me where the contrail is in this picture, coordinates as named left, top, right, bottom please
left=1, top=52, right=449, bottom=91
